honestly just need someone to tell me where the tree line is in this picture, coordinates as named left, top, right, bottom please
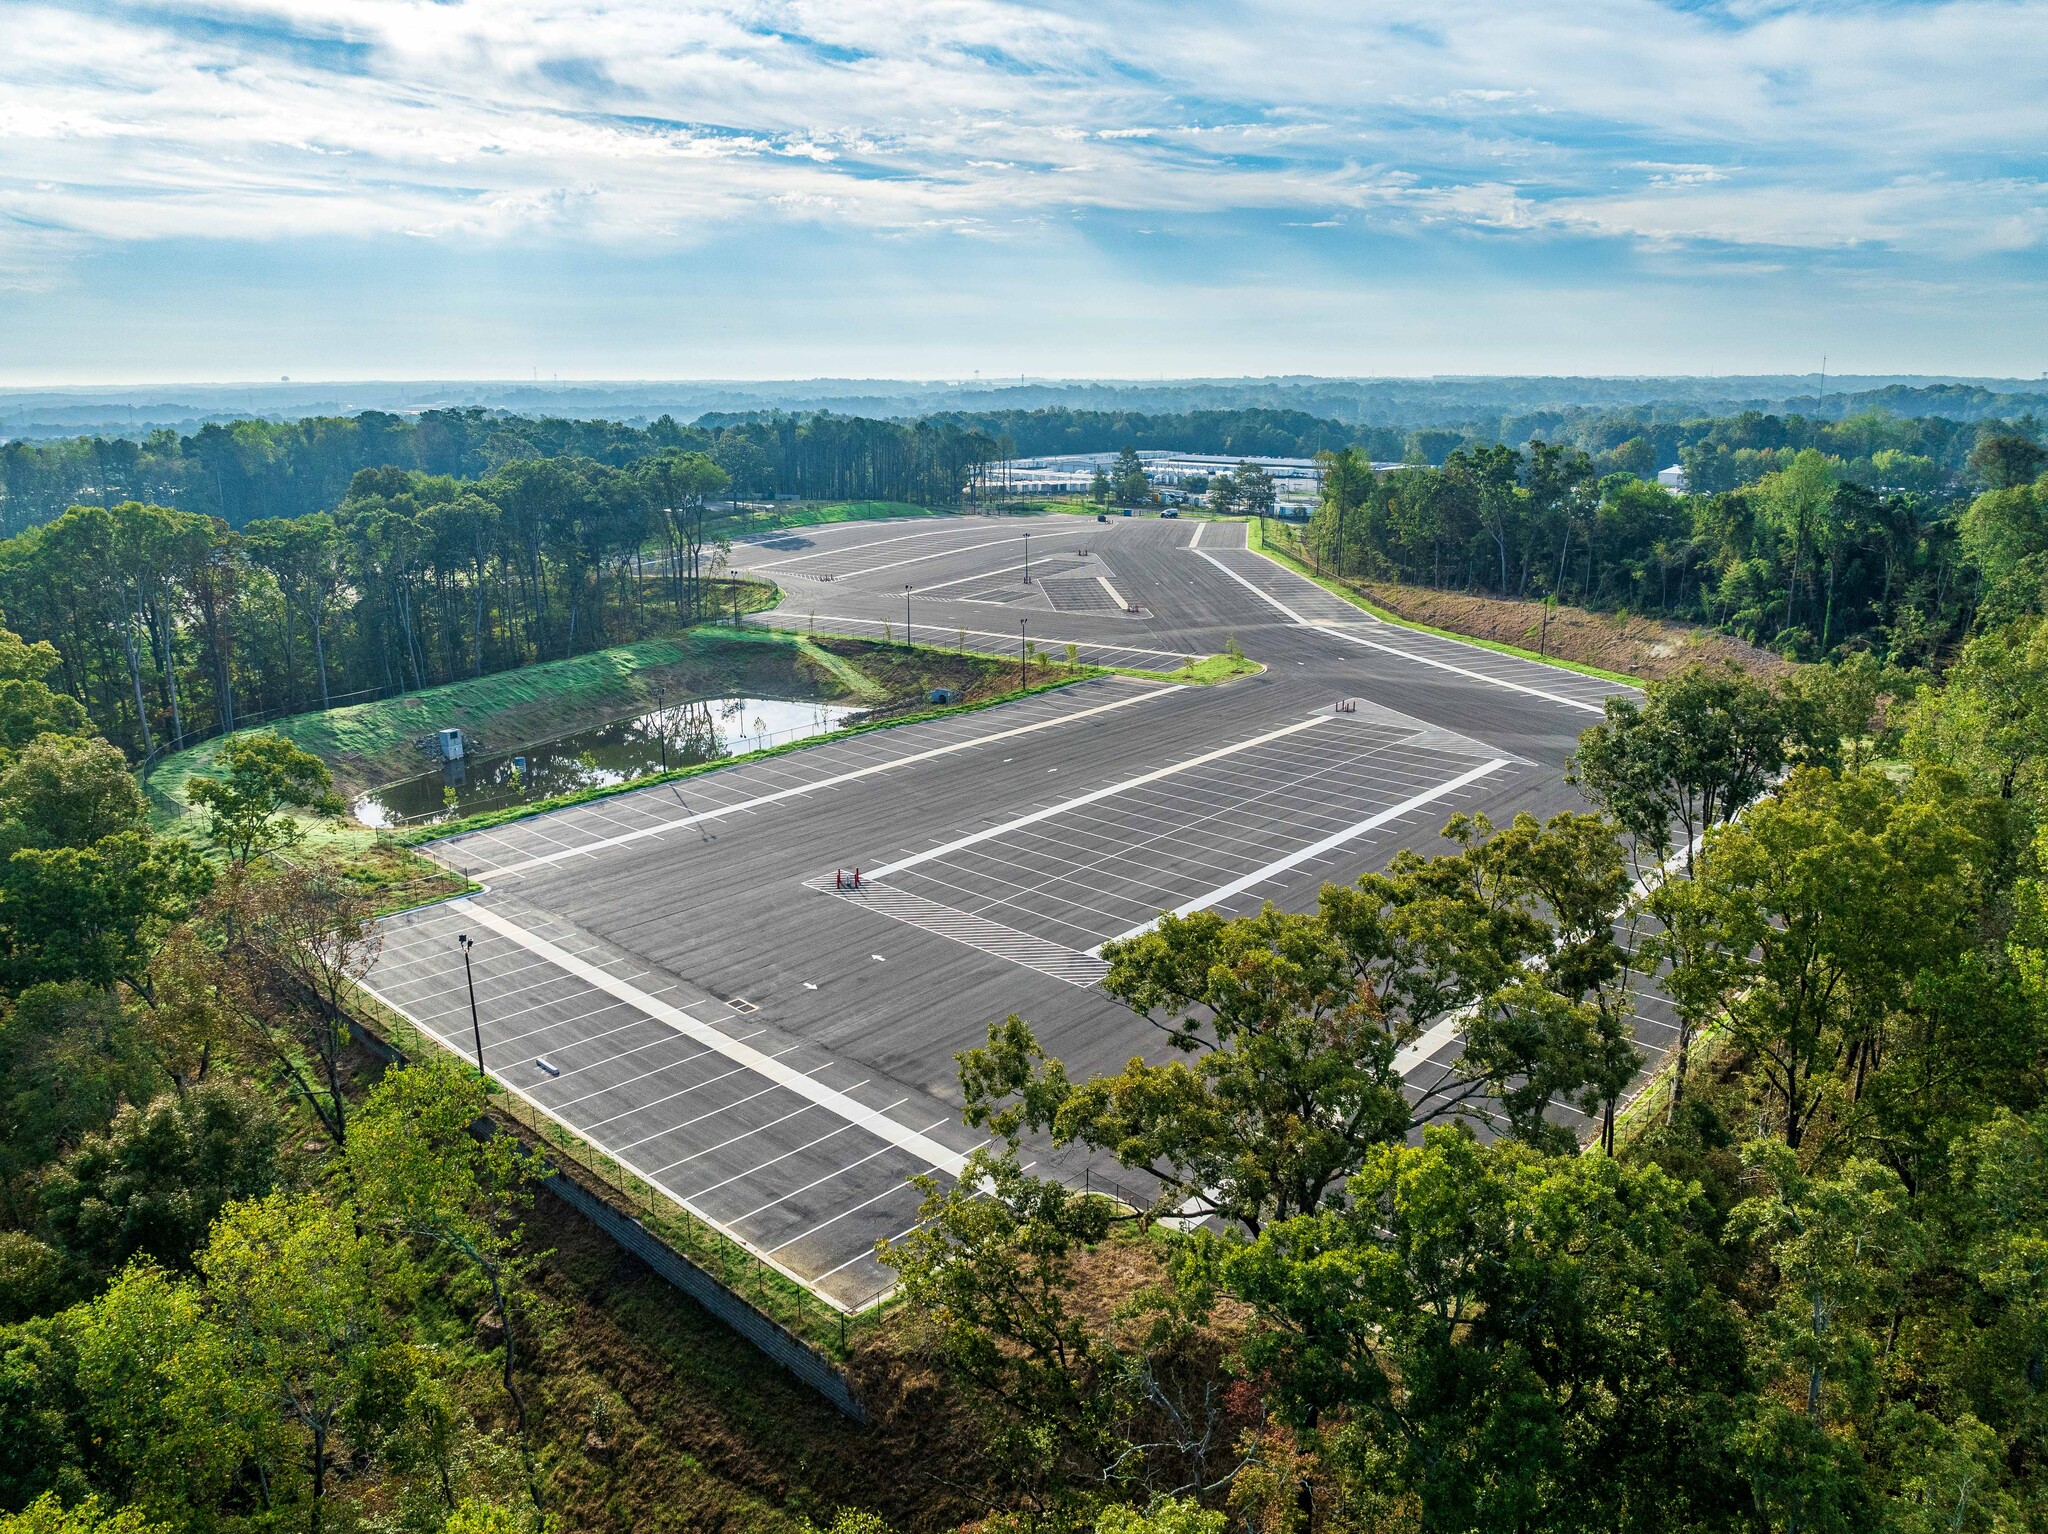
left=0, top=451, right=770, bottom=759
left=0, top=409, right=1006, bottom=538
left=1296, top=431, right=2048, bottom=661
left=10, top=402, right=2038, bottom=546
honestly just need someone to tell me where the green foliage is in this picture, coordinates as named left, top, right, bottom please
left=1093, top=1499, right=1223, bottom=1534
left=0, top=633, right=89, bottom=767
left=1650, top=767, right=1992, bottom=1148
left=1110, top=447, right=1151, bottom=506
left=0, top=737, right=146, bottom=851
left=0, top=1495, right=169, bottom=1534
left=1228, top=1127, right=1745, bottom=1532
left=186, top=732, right=341, bottom=864
left=38, top=1082, right=282, bottom=1274
left=0, top=1235, right=67, bottom=1324
left=882, top=1151, right=1122, bottom=1516
left=961, top=811, right=1646, bottom=1233
left=1571, top=661, right=1832, bottom=868
left=0, top=984, right=162, bottom=1214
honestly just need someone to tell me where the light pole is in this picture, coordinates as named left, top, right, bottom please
left=1022, top=531, right=1032, bottom=583
left=904, top=583, right=913, bottom=647
left=655, top=685, right=668, bottom=772
left=1018, top=616, right=1029, bottom=689
left=457, top=933, right=484, bottom=1078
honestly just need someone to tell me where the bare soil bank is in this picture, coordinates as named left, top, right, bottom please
left=1362, top=581, right=1795, bottom=683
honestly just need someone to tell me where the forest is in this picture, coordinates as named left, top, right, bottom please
left=1296, top=430, right=2048, bottom=661
left=0, top=408, right=2040, bottom=764
left=0, top=410, right=1008, bottom=538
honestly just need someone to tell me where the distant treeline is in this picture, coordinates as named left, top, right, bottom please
left=0, top=409, right=1005, bottom=538
left=932, top=403, right=2028, bottom=493
left=8, top=401, right=2042, bottom=542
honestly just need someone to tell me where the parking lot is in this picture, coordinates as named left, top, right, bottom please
left=365, top=895, right=977, bottom=1306
left=365, top=511, right=1655, bottom=1310
left=840, top=706, right=1515, bottom=959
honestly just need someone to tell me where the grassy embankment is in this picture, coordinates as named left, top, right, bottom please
left=1251, top=518, right=1795, bottom=685
left=1247, top=519, right=1644, bottom=685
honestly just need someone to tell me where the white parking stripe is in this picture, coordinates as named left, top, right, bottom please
left=739, top=522, right=993, bottom=569
left=864, top=711, right=1335, bottom=881
left=830, top=527, right=1094, bottom=579
left=446, top=900, right=971, bottom=1176
left=1198, top=547, right=1613, bottom=714
left=779, top=613, right=1194, bottom=661
left=1090, top=757, right=1510, bottom=951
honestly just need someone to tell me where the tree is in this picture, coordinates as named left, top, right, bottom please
left=348, top=1062, right=545, bottom=1510
left=0, top=828, right=208, bottom=994
left=0, top=630, right=88, bottom=767
left=214, top=861, right=383, bottom=1147
left=199, top=1191, right=401, bottom=1534
left=1090, top=466, right=1112, bottom=506
left=0, top=1495, right=171, bottom=1534
left=0, top=735, right=148, bottom=851
left=1756, top=450, right=1842, bottom=642
left=1730, top=1144, right=1922, bottom=1534
left=187, top=732, right=342, bottom=864
left=63, top=1262, right=262, bottom=1528
left=1649, top=768, right=1985, bottom=1149
left=1226, top=1127, right=1745, bottom=1534
left=1227, top=462, right=1275, bottom=525
left=1904, top=615, right=2048, bottom=800
left=1966, top=432, right=2046, bottom=492
left=1571, top=662, right=1829, bottom=876
left=39, top=1082, right=282, bottom=1273
left=1111, top=448, right=1151, bottom=506
left=882, top=1149, right=1121, bottom=1517
left=958, top=812, right=1642, bottom=1232
left=0, top=983, right=161, bottom=1214
left=882, top=1147, right=1248, bottom=1515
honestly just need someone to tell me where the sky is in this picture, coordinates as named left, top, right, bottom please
left=2, top=0, right=2045, bottom=384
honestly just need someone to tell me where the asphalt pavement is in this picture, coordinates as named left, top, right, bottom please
left=366, top=512, right=1679, bottom=1307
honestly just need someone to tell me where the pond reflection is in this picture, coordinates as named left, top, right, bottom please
left=353, top=695, right=858, bottom=827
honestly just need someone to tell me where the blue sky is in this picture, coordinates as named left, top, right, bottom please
left=2, top=0, right=2044, bottom=382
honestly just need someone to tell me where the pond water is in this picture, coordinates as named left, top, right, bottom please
left=353, top=695, right=859, bottom=828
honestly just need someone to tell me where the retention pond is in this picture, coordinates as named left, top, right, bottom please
left=353, top=695, right=858, bottom=827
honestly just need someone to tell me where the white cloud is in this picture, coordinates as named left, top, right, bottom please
left=0, top=0, right=2043, bottom=273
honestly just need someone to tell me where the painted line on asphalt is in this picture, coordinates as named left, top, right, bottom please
left=739, top=521, right=996, bottom=569
left=1195, top=549, right=1609, bottom=714
left=864, top=711, right=1337, bottom=882
left=831, top=528, right=1094, bottom=580
left=447, top=899, right=971, bottom=1177
left=781, top=614, right=1193, bottom=661
left=1089, top=756, right=1513, bottom=951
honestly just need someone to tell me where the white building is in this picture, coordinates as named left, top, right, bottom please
left=1656, top=464, right=1688, bottom=492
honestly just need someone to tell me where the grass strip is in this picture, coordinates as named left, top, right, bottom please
left=719, top=499, right=1054, bottom=537
left=1245, top=519, right=1644, bottom=688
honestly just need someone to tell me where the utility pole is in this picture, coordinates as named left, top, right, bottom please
left=457, top=934, right=484, bottom=1077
